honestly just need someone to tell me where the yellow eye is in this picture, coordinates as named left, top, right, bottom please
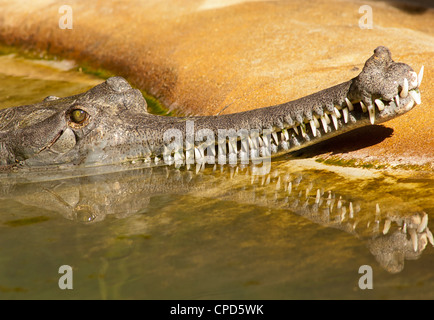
left=70, top=109, right=88, bottom=124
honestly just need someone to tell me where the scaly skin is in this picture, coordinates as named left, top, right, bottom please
left=0, top=46, right=423, bottom=170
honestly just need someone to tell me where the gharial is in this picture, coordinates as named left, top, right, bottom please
left=0, top=46, right=424, bottom=171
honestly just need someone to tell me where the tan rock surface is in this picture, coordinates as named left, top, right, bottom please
left=0, top=0, right=432, bottom=167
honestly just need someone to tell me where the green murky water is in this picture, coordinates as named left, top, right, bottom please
left=0, top=53, right=433, bottom=299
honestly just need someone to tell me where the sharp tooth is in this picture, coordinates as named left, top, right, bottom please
left=418, top=65, right=424, bottom=87
left=166, top=155, right=174, bottom=164
left=293, top=126, right=299, bottom=135
left=257, top=136, right=263, bottom=147
left=331, top=113, right=338, bottom=130
left=163, top=145, right=170, bottom=156
left=262, top=134, right=270, bottom=148
left=300, top=123, right=307, bottom=137
left=194, top=147, right=202, bottom=160
left=186, top=149, right=194, bottom=163
left=394, top=94, right=400, bottom=106
left=310, top=119, right=317, bottom=137
left=323, top=112, right=331, bottom=124
left=315, top=189, right=321, bottom=204
left=360, top=101, right=368, bottom=113
left=248, top=136, right=253, bottom=149
left=251, top=136, right=258, bottom=150
left=272, top=132, right=279, bottom=145
left=409, top=90, right=421, bottom=105
left=427, top=228, right=434, bottom=246
left=367, top=104, right=375, bottom=125
left=342, top=107, right=349, bottom=123
left=320, top=116, right=328, bottom=133
left=345, top=98, right=354, bottom=111
left=209, top=145, right=216, bottom=158
left=241, top=139, right=249, bottom=152
left=282, top=128, right=289, bottom=140
left=400, top=78, right=408, bottom=98
left=228, top=140, right=237, bottom=154
left=334, top=107, right=341, bottom=118
left=374, top=99, right=385, bottom=111
left=174, top=150, right=184, bottom=163
left=218, top=143, right=226, bottom=156
left=410, top=71, right=418, bottom=87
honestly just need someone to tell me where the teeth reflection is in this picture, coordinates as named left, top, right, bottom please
left=417, top=212, right=428, bottom=233
left=383, top=219, right=391, bottom=235
left=409, top=228, right=418, bottom=252
left=315, top=189, right=321, bottom=204
left=427, top=228, right=434, bottom=246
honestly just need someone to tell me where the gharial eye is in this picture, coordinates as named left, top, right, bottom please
left=70, top=109, right=88, bottom=124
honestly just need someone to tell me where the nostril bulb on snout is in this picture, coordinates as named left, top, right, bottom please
left=106, top=76, right=132, bottom=93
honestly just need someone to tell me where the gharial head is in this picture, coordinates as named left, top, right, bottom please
left=0, top=46, right=424, bottom=171
left=0, top=77, right=150, bottom=169
left=348, top=46, right=422, bottom=124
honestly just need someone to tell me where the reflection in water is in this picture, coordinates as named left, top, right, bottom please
left=1, top=160, right=432, bottom=276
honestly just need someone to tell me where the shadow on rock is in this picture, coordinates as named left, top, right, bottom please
left=290, top=125, right=394, bottom=158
